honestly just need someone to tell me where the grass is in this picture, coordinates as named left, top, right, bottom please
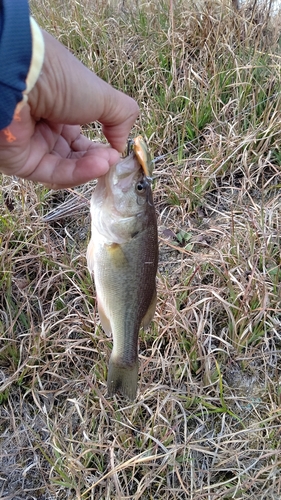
left=1, top=0, right=281, bottom=498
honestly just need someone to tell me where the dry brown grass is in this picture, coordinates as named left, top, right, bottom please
left=1, top=1, right=281, bottom=498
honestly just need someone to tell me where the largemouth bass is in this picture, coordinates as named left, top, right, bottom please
left=87, top=137, right=158, bottom=400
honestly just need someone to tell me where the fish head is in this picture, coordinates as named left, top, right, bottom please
left=110, top=153, right=152, bottom=215
left=90, top=153, right=154, bottom=244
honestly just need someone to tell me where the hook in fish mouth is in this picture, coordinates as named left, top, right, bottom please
left=126, top=138, right=134, bottom=157
left=120, top=138, right=133, bottom=158
left=145, top=175, right=153, bottom=183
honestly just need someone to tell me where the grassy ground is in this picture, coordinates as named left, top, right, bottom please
left=1, top=0, right=281, bottom=498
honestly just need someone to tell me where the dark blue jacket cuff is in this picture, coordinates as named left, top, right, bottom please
left=0, top=0, right=32, bottom=129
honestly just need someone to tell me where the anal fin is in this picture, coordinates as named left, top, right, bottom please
left=97, top=296, right=112, bottom=336
left=141, top=288, right=157, bottom=330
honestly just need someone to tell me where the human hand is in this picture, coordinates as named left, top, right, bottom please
left=0, top=30, right=139, bottom=189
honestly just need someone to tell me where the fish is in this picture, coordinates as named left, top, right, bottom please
left=86, top=137, right=158, bottom=400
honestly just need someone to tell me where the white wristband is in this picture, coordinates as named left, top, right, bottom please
left=16, top=17, right=45, bottom=112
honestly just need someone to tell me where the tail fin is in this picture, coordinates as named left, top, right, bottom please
left=107, top=358, right=139, bottom=401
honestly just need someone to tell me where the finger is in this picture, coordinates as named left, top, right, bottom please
left=28, top=31, right=139, bottom=152
left=24, top=146, right=120, bottom=189
left=23, top=123, right=120, bottom=187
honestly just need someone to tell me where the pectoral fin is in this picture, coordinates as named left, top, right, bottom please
left=106, top=243, right=127, bottom=268
left=141, top=288, right=157, bottom=329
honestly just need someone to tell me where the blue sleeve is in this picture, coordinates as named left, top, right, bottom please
left=0, top=0, right=32, bottom=130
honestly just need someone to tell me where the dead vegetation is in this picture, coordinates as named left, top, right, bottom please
left=1, top=0, right=281, bottom=498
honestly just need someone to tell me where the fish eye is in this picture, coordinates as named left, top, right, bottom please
left=135, top=181, right=146, bottom=193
